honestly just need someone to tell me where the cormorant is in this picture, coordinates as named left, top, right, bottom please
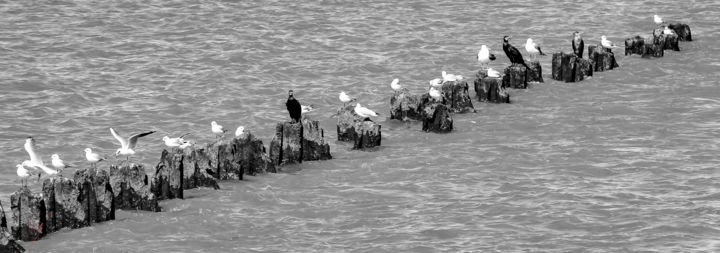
left=572, top=31, right=584, bottom=58
left=286, top=90, right=302, bottom=123
left=502, top=36, right=529, bottom=69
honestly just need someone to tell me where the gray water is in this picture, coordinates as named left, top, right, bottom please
left=1, top=0, right=719, bottom=252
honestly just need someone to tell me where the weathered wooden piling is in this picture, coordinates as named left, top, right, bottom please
left=151, top=149, right=184, bottom=200
left=41, top=177, right=87, bottom=232
left=439, top=80, right=475, bottom=113
left=551, top=52, right=592, bottom=82
left=625, top=36, right=664, bottom=57
left=74, top=168, right=114, bottom=224
left=526, top=61, right=543, bottom=83
left=0, top=201, right=25, bottom=252
left=473, top=70, right=510, bottom=103
left=502, top=64, right=528, bottom=89
left=269, top=120, right=332, bottom=165
left=588, top=45, right=620, bottom=72
left=109, top=163, right=161, bottom=212
left=337, top=105, right=382, bottom=149
left=668, top=23, right=692, bottom=41
left=653, top=28, right=680, bottom=51
left=181, top=148, right=223, bottom=188
left=390, top=89, right=425, bottom=121
left=422, top=102, right=453, bottom=133
left=10, top=187, right=46, bottom=241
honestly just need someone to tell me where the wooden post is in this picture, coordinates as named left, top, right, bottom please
left=526, top=60, right=543, bottom=83
left=588, top=45, right=620, bottom=72
left=668, top=23, right=692, bottom=41
left=653, top=28, right=680, bottom=51
left=502, top=64, right=528, bottom=89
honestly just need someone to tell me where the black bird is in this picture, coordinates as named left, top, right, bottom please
left=502, top=36, right=529, bottom=69
left=285, top=90, right=302, bottom=123
left=572, top=31, right=584, bottom=58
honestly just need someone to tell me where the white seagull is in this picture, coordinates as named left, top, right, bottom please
left=441, top=71, right=462, bottom=82
left=16, top=164, right=31, bottom=187
left=600, top=36, right=617, bottom=48
left=354, top=103, right=379, bottom=119
left=50, top=154, right=70, bottom=174
left=429, top=78, right=443, bottom=88
left=662, top=26, right=674, bottom=35
left=390, top=78, right=401, bottom=91
left=654, top=14, right=663, bottom=26
left=110, top=128, right=155, bottom=159
left=211, top=121, right=227, bottom=138
left=235, top=126, right=245, bottom=137
left=525, top=38, right=545, bottom=60
left=84, top=148, right=104, bottom=168
left=487, top=68, right=501, bottom=78
left=339, top=92, right=355, bottom=106
left=477, top=45, right=496, bottom=68
left=301, top=105, right=315, bottom=114
left=23, top=137, right=57, bottom=178
left=163, top=135, right=188, bottom=147
left=428, top=87, right=443, bottom=101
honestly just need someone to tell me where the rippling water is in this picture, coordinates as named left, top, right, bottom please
left=2, top=0, right=720, bottom=252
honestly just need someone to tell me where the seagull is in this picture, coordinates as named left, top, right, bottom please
left=572, top=31, right=584, bottom=58
left=428, top=87, right=443, bottom=101
left=390, top=78, right=401, bottom=91
left=235, top=126, right=246, bottom=137
left=354, top=103, right=379, bottom=120
left=487, top=68, right=501, bottom=78
left=429, top=78, right=443, bottom=88
left=50, top=154, right=70, bottom=175
left=477, top=45, right=497, bottom=68
left=654, top=14, right=663, bottom=26
left=110, top=128, right=155, bottom=160
left=179, top=141, right=193, bottom=149
left=441, top=71, right=462, bottom=82
left=16, top=164, right=31, bottom=187
left=600, top=35, right=617, bottom=48
left=23, top=137, right=56, bottom=178
left=525, top=38, right=545, bottom=60
left=286, top=90, right=302, bottom=123
left=339, top=92, right=355, bottom=106
left=301, top=105, right=315, bottom=115
left=502, top=36, right=529, bottom=69
left=84, top=148, right=104, bottom=168
left=662, top=26, right=674, bottom=35
left=211, top=121, right=227, bottom=138
left=163, top=135, right=189, bottom=147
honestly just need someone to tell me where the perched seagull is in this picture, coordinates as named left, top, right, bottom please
left=390, top=78, right=401, bottom=91
left=211, top=121, right=227, bottom=138
left=179, top=141, right=193, bottom=149
left=110, top=128, right=155, bottom=160
left=16, top=164, right=31, bottom=187
left=84, top=148, right=104, bottom=168
left=50, top=154, right=70, bottom=175
left=662, top=26, right=674, bottom=35
left=339, top=92, right=355, bottom=106
left=600, top=36, right=617, bottom=48
left=477, top=45, right=497, bottom=68
left=354, top=103, right=379, bottom=120
left=428, top=87, right=443, bottom=101
left=654, top=14, right=663, bottom=26
left=163, top=136, right=187, bottom=147
left=235, top=126, right=246, bottom=137
left=525, top=38, right=545, bottom=60
left=502, top=36, right=529, bottom=69
left=429, top=78, right=443, bottom=88
left=441, top=71, right=462, bottom=82
left=572, top=31, right=584, bottom=58
left=487, top=68, right=501, bottom=78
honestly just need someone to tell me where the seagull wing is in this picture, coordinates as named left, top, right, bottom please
left=110, top=128, right=129, bottom=149
left=127, top=131, right=155, bottom=149
left=24, top=138, right=43, bottom=165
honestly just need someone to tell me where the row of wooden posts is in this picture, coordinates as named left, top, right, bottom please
left=0, top=23, right=692, bottom=252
